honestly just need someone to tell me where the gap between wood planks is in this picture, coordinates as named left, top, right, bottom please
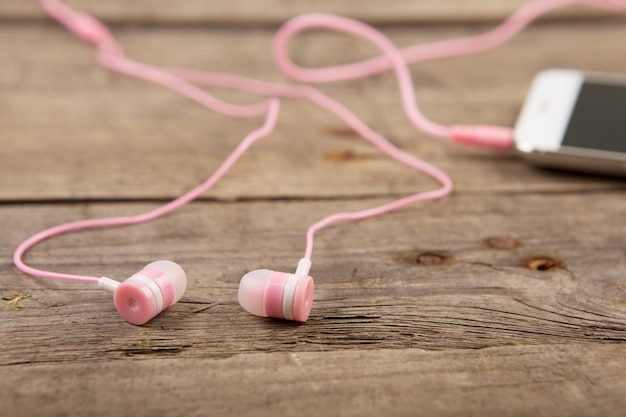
left=0, top=185, right=624, bottom=206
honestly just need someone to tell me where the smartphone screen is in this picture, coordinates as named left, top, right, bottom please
left=562, top=81, right=626, bottom=154
left=515, top=69, right=626, bottom=176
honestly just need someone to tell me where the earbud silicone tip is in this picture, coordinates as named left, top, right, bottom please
left=146, top=260, right=187, bottom=303
left=238, top=269, right=273, bottom=317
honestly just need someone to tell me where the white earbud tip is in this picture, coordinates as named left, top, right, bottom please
left=146, top=260, right=187, bottom=303
left=238, top=269, right=272, bottom=317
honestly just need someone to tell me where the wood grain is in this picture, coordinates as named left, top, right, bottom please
left=1, top=192, right=624, bottom=363
left=1, top=344, right=625, bottom=417
left=1, top=22, right=626, bottom=201
left=3, top=0, right=625, bottom=24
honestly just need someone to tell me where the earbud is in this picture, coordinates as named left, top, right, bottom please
left=98, top=260, right=187, bottom=325
left=238, top=259, right=314, bottom=322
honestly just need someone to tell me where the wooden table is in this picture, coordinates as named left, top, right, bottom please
left=1, top=1, right=625, bottom=416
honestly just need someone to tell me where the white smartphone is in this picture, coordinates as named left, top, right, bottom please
left=514, top=69, right=626, bottom=176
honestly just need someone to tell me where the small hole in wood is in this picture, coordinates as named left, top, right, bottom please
left=484, top=236, right=521, bottom=250
left=325, top=127, right=360, bottom=139
left=393, top=252, right=450, bottom=265
left=324, top=149, right=364, bottom=162
left=417, top=253, right=446, bottom=265
left=527, top=256, right=563, bottom=271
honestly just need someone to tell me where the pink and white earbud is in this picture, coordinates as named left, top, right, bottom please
left=238, top=258, right=314, bottom=322
left=98, top=260, right=187, bottom=325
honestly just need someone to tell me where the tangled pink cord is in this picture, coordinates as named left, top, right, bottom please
left=14, top=0, right=623, bottom=283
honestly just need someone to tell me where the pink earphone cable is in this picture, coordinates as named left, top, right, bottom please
left=13, top=99, right=281, bottom=283
left=273, top=0, right=625, bottom=84
left=38, top=0, right=271, bottom=119
left=15, top=0, right=623, bottom=283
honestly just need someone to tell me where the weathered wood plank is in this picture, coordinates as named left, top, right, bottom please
left=1, top=344, right=625, bottom=417
left=1, top=192, right=624, bottom=363
left=1, top=23, right=626, bottom=201
left=3, top=0, right=624, bottom=24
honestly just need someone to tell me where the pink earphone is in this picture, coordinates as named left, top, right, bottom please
left=239, top=259, right=315, bottom=322
left=13, top=0, right=623, bottom=325
left=99, top=261, right=187, bottom=325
